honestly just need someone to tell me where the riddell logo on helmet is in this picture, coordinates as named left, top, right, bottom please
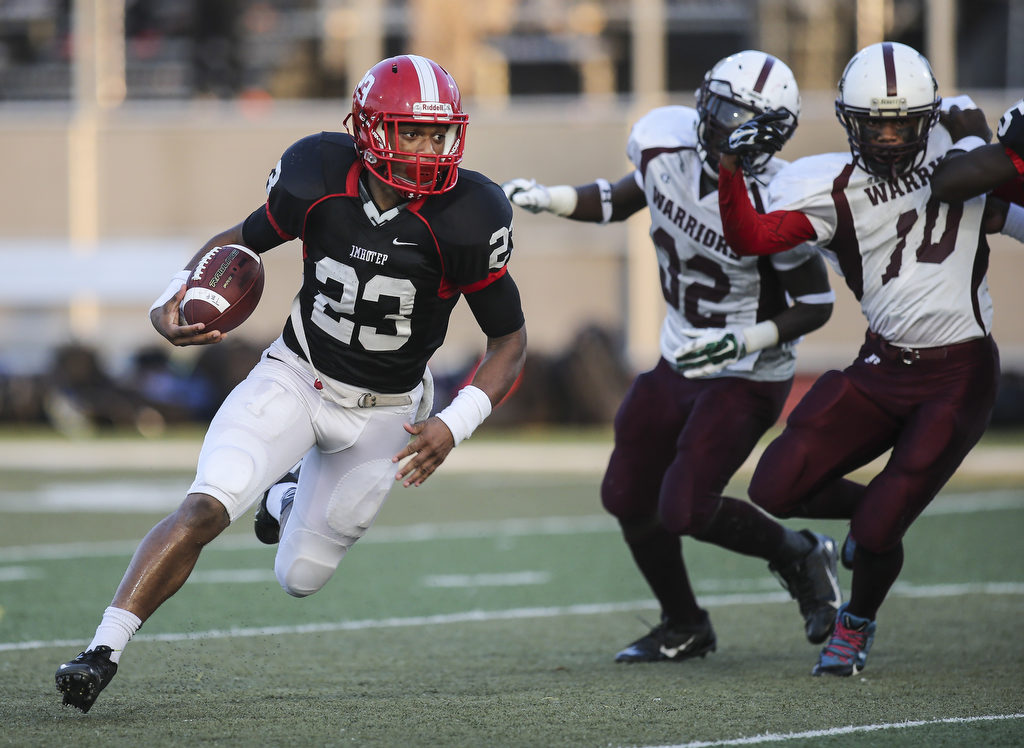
left=869, top=96, right=907, bottom=111
left=413, top=102, right=454, bottom=117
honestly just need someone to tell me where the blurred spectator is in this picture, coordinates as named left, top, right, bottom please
left=124, top=345, right=216, bottom=424
left=43, top=343, right=146, bottom=435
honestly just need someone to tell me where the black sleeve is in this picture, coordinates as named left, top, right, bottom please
left=463, top=272, right=525, bottom=338
left=241, top=205, right=288, bottom=253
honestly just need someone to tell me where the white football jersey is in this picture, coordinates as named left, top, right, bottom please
left=627, top=106, right=820, bottom=381
left=765, top=125, right=992, bottom=348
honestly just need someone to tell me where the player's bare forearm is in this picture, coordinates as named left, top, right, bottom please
left=931, top=144, right=1019, bottom=202
left=772, top=256, right=834, bottom=342
left=470, top=325, right=528, bottom=406
left=571, top=174, right=647, bottom=223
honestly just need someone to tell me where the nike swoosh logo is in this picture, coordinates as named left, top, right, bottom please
left=659, top=635, right=696, bottom=658
left=392, top=238, right=417, bottom=246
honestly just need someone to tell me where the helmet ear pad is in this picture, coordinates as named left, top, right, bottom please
left=346, top=55, right=469, bottom=197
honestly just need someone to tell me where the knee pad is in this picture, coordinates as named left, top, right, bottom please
left=325, top=460, right=395, bottom=541
left=275, top=528, right=347, bottom=597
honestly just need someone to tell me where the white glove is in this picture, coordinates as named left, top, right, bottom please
left=673, top=329, right=747, bottom=379
left=501, top=178, right=552, bottom=213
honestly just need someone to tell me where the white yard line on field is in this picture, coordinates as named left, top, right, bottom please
left=3, top=582, right=1023, bottom=654
left=641, top=712, right=1024, bottom=748
left=2, top=487, right=1022, bottom=561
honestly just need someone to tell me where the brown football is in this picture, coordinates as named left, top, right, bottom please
left=180, top=244, right=265, bottom=333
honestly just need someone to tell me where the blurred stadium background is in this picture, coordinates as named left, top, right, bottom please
left=1, top=0, right=1023, bottom=436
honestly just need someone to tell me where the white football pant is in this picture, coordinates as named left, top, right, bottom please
left=189, top=336, right=424, bottom=596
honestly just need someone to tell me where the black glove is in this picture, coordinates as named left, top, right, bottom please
left=997, top=99, right=1024, bottom=160
left=720, top=109, right=792, bottom=158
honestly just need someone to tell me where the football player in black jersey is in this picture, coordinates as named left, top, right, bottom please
left=55, top=55, right=527, bottom=714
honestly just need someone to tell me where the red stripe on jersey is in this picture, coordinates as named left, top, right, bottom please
left=1005, top=147, right=1024, bottom=177
left=345, top=160, right=363, bottom=193
left=717, top=165, right=816, bottom=255
left=264, top=203, right=295, bottom=241
left=753, top=56, right=776, bottom=94
left=882, top=42, right=897, bottom=97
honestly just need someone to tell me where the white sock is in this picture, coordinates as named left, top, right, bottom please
left=265, top=482, right=297, bottom=521
left=88, top=606, right=142, bottom=664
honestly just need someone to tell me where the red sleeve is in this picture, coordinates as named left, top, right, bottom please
left=992, top=175, right=1024, bottom=206
left=718, top=165, right=817, bottom=255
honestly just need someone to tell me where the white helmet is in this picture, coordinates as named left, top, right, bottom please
left=695, top=50, right=801, bottom=178
left=835, top=41, right=941, bottom=178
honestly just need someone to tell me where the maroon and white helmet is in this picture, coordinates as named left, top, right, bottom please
left=835, top=42, right=941, bottom=179
left=345, top=55, right=468, bottom=197
left=695, top=50, right=801, bottom=178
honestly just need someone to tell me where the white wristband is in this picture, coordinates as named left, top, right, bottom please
left=150, top=270, right=191, bottom=314
left=595, top=178, right=613, bottom=224
left=435, top=385, right=493, bottom=446
left=740, top=320, right=779, bottom=353
left=546, top=185, right=578, bottom=217
left=949, top=135, right=987, bottom=153
left=1002, top=201, right=1024, bottom=243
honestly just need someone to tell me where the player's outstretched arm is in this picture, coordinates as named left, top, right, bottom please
left=393, top=324, right=528, bottom=487
left=148, top=223, right=246, bottom=347
left=502, top=173, right=646, bottom=224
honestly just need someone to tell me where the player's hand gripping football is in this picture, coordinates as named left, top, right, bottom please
left=673, top=329, right=747, bottom=379
left=997, top=99, right=1024, bottom=160
left=502, top=178, right=552, bottom=213
left=721, top=109, right=792, bottom=159
left=150, top=284, right=224, bottom=347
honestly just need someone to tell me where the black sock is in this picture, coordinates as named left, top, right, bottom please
left=620, top=518, right=703, bottom=625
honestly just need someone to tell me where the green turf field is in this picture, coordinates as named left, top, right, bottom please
left=0, top=433, right=1022, bottom=747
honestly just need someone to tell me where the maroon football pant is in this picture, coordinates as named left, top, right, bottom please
left=751, top=334, right=999, bottom=550
left=749, top=334, right=999, bottom=618
left=601, top=358, right=790, bottom=539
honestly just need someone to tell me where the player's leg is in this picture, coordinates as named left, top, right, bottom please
left=663, top=375, right=840, bottom=643
left=273, top=394, right=421, bottom=597
left=845, top=343, right=1000, bottom=618
left=749, top=368, right=898, bottom=520
left=601, top=361, right=714, bottom=662
left=56, top=351, right=318, bottom=712
left=814, top=338, right=999, bottom=676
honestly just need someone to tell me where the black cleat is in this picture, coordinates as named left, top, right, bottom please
left=55, top=646, right=118, bottom=713
left=254, top=471, right=297, bottom=545
left=770, top=530, right=842, bottom=644
left=614, top=611, right=717, bottom=663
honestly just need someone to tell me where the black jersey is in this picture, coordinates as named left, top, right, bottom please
left=242, top=132, right=520, bottom=393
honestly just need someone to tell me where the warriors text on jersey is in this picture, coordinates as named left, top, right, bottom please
left=762, top=126, right=992, bottom=348
left=627, top=106, right=819, bottom=381
left=240, top=132, right=522, bottom=393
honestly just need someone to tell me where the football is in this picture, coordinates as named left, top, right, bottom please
left=180, top=244, right=265, bottom=333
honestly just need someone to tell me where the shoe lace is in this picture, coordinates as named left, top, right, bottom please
left=824, top=620, right=867, bottom=662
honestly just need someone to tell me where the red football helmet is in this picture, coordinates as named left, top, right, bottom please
left=345, top=55, right=468, bottom=197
